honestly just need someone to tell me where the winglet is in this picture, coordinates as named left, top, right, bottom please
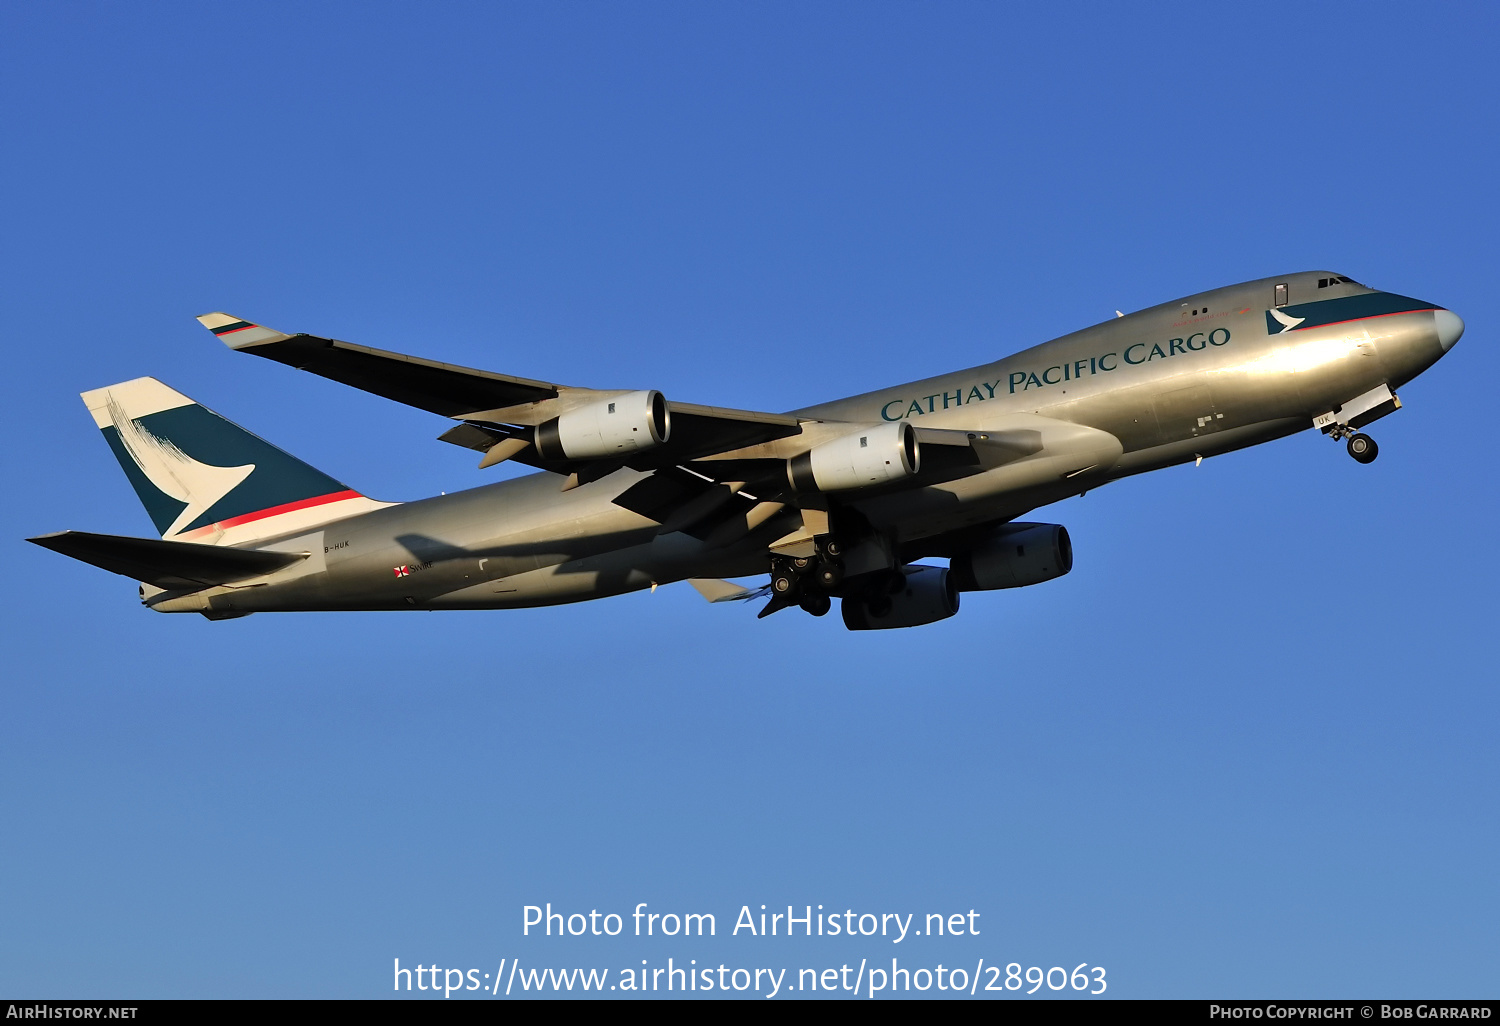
left=196, top=312, right=292, bottom=350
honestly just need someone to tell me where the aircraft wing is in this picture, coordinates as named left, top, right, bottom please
left=198, top=313, right=804, bottom=473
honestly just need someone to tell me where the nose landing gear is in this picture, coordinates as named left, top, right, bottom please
left=1325, top=422, right=1379, bottom=464
left=1315, top=384, right=1399, bottom=465
left=1346, top=432, right=1378, bottom=464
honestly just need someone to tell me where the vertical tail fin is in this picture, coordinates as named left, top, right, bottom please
left=82, top=377, right=390, bottom=545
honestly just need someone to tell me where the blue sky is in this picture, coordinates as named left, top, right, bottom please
left=2, top=1, right=1496, bottom=999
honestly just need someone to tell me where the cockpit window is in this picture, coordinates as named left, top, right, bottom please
left=1318, top=276, right=1360, bottom=288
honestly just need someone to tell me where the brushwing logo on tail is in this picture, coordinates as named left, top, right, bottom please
left=105, top=396, right=255, bottom=538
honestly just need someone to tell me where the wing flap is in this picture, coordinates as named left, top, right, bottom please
left=688, top=578, right=757, bottom=603
left=640, top=406, right=802, bottom=468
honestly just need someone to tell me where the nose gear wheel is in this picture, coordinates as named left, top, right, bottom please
left=1346, top=433, right=1378, bottom=463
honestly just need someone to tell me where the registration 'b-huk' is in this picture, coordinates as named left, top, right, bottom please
left=31, top=272, right=1464, bottom=629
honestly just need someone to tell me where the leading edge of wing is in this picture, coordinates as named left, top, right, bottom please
left=200, top=312, right=807, bottom=467
left=197, top=312, right=561, bottom=420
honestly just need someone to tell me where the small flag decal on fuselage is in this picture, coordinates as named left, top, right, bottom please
left=393, top=565, right=410, bottom=577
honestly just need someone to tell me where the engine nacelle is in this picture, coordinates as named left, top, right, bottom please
left=787, top=421, right=919, bottom=493
left=534, top=390, right=670, bottom=461
left=950, top=523, right=1072, bottom=591
left=841, top=564, right=959, bottom=631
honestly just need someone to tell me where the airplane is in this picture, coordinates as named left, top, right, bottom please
left=28, top=271, right=1464, bottom=629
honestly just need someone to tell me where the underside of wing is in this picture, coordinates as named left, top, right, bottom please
left=196, top=314, right=1123, bottom=573
left=198, top=314, right=561, bottom=417
left=200, top=313, right=806, bottom=476
left=28, top=530, right=307, bottom=591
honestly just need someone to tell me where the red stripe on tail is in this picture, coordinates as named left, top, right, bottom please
left=177, top=489, right=364, bottom=538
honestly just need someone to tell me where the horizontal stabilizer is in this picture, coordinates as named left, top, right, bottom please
left=28, top=531, right=307, bottom=591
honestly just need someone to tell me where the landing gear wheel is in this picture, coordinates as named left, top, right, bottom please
left=799, top=592, right=831, bottom=617
left=772, top=572, right=796, bottom=594
left=821, top=538, right=844, bottom=558
left=1347, top=433, right=1378, bottom=464
left=791, top=556, right=814, bottom=571
left=817, top=564, right=843, bottom=589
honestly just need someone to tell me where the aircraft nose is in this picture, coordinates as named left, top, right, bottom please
left=1434, top=309, right=1465, bottom=351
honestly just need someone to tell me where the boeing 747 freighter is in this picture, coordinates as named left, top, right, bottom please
left=30, top=272, right=1464, bottom=629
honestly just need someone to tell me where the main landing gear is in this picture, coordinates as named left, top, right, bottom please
left=763, top=540, right=845, bottom=618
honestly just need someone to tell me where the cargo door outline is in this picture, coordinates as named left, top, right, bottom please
left=1152, top=384, right=1224, bottom=442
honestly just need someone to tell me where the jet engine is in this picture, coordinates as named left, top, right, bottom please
left=841, top=564, right=959, bottom=630
left=534, top=390, right=671, bottom=460
left=950, top=523, right=1072, bottom=591
left=787, top=421, right=919, bottom=493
